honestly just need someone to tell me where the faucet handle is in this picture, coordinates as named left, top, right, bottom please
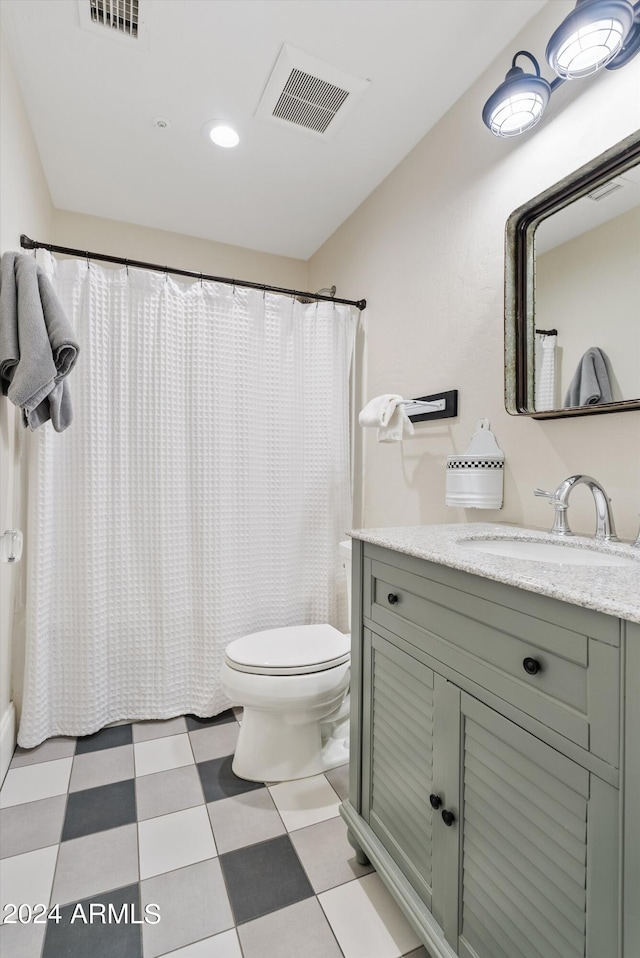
left=534, top=488, right=567, bottom=509
left=534, top=487, right=572, bottom=535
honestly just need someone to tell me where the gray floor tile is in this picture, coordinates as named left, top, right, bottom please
left=207, top=788, right=286, bottom=853
left=52, top=822, right=138, bottom=905
left=197, top=754, right=263, bottom=803
left=185, top=710, right=237, bottom=731
left=42, top=883, right=142, bottom=958
left=140, top=858, right=233, bottom=958
left=136, top=764, right=204, bottom=821
left=237, top=896, right=343, bottom=958
left=189, top=722, right=239, bottom=763
left=403, top=948, right=432, bottom=957
left=220, top=834, right=314, bottom=925
left=75, top=723, right=133, bottom=754
left=69, top=743, right=134, bottom=792
left=0, top=918, right=46, bottom=958
left=289, top=815, right=373, bottom=893
left=62, top=778, right=136, bottom=840
left=325, top=762, right=349, bottom=801
left=10, top=737, right=77, bottom=768
left=132, top=716, right=188, bottom=742
left=0, top=794, right=66, bottom=859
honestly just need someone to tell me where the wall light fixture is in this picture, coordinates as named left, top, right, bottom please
left=483, top=0, right=640, bottom=136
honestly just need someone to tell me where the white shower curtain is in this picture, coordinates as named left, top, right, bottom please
left=18, top=252, right=357, bottom=747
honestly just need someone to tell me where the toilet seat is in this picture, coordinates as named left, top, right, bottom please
left=225, top=623, right=350, bottom=676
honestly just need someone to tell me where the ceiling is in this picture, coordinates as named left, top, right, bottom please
left=2, top=0, right=547, bottom=260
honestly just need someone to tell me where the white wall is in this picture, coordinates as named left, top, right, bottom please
left=53, top=210, right=308, bottom=291
left=309, top=2, right=640, bottom=540
left=536, top=207, right=640, bottom=403
left=0, top=27, right=55, bottom=780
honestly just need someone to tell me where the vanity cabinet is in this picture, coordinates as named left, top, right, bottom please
left=343, top=540, right=633, bottom=958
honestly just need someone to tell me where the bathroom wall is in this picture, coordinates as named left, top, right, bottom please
left=309, top=1, right=640, bottom=540
left=0, top=27, right=55, bottom=779
left=536, top=207, right=640, bottom=403
left=53, top=210, right=309, bottom=291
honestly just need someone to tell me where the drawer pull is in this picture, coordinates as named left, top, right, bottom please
left=387, top=593, right=399, bottom=605
left=441, top=809, right=455, bottom=827
left=429, top=793, right=442, bottom=810
left=523, top=657, right=541, bottom=675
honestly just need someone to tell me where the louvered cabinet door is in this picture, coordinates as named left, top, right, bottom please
left=362, top=629, right=436, bottom=910
left=446, top=689, right=619, bottom=958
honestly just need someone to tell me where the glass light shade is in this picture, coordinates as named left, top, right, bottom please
left=482, top=71, right=551, bottom=138
left=209, top=124, right=240, bottom=148
left=546, top=0, right=634, bottom=78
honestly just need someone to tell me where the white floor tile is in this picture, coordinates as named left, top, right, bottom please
left=0, top=845, right=59, bottom=918
left=0, top=758, right=73, bottom=808
left=138, top=804, right=217, bottom=880
left=166, top=928, right=243, bottom=957
left=318, top=872, right=422, bottom=958
left=268, top=774, right=341, bottom=831
left=134, top=733, right=194, bottom=777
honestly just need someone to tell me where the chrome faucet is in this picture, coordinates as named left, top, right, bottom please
left=534, top=475, right=618, bottom=541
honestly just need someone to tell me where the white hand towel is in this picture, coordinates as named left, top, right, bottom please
left=359, top=394, right=415, bottom=443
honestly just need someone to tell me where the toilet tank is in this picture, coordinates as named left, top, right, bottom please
left=339, top=539, right=352, bottom=624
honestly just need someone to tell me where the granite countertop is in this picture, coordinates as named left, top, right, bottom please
left=349, top=523, right=640, bottom=624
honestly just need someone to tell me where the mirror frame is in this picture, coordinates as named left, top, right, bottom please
left=504, top=130, right=640, bottom=419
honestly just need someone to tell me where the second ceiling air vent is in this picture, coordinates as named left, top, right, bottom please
left=78, top=0, right=148, bottom=46
left=256, top=44, right=370, bottom=139
left=90, top=0, right=138, bottom=36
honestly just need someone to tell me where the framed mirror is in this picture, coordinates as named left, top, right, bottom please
left=505, top=131, right=640, bottom=419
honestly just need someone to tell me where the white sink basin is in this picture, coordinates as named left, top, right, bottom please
left=460, top=538, right=638, bottom=568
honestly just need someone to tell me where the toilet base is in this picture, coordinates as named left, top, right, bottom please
left=231, top=702, right=350, bottom=783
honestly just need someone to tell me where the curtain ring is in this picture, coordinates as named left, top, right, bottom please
left=125, top=260, right=129, bottom=276
left=262, top=284, right=267, bottom=300
left=165, top=267, right=169, bottom=283
left=232, top=279, right=236, bottom=295
left=86, top=252, right=91, bottom=270
left=199, top=272, right=203, bottom=287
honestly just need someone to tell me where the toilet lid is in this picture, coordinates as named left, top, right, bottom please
left=224, top=624, right=350, bottom=675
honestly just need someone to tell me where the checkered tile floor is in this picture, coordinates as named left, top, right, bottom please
left=0, top=711, right=428, bottom=958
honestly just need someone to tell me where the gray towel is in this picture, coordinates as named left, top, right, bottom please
left=563, top=347, right=613, bottom=408
left=0, top=251, right=79, bottom=431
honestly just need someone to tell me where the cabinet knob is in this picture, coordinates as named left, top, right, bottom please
left=387, top=593, right=399, bottom=605
left=429, top=793, right=442, bottom=810
left=441, top=809, right=455, bottom=827
left=523, top=657, right=541, bottom=675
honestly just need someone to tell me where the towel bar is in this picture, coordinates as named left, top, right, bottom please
left=403, top=390, right=458, bottom=423
left=401, top=399, right=446, bottom=414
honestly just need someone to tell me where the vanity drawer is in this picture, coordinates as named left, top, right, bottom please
left=365, top=556, right=620, bottom=766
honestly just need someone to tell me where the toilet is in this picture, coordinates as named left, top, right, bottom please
left=220, top=540, right=352, bottom=782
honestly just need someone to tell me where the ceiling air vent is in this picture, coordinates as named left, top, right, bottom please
left=78, top=0, right=148, bottom=46
left=90, top=0, right=138, bottom=37
left=255, top=44, right=370, bottom=139
left=587, top=178, right=625, bottom=201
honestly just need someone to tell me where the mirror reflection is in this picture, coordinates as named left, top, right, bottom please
left=533, top=163, right=640, bottom=412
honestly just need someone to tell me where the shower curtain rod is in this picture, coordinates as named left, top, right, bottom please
left=20, top=234, right=367, bottom=311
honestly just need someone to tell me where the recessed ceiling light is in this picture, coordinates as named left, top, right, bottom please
left=202, top=121, right=240, bottom=149
left=153, top=116, right=171, bottom=130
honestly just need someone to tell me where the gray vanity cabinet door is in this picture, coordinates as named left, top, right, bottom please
left=442, top=688, right=619, bottom=958
left=362, top=628, right=436, bottom=912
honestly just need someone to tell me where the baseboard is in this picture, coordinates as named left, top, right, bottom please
left=0, top=702, right=16, bottom=785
